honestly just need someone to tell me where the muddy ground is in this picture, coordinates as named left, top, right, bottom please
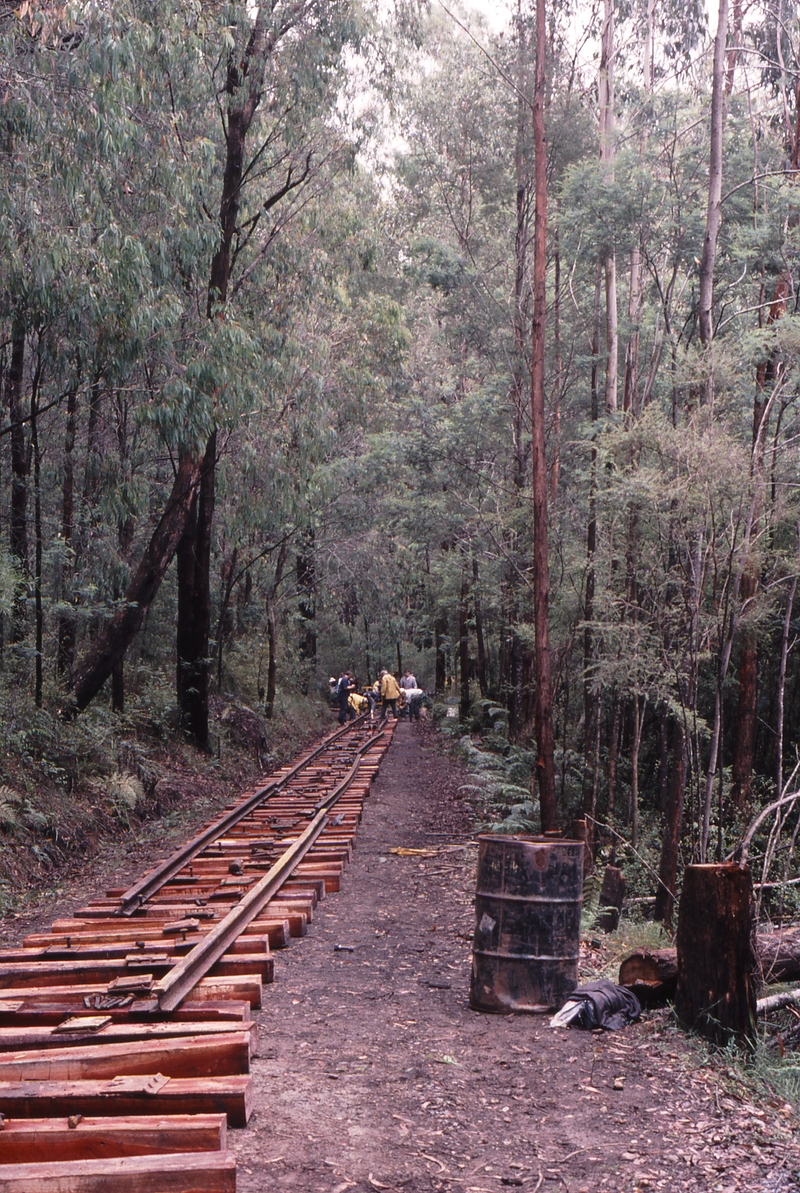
left=235, top=720, right=800, bottom=1193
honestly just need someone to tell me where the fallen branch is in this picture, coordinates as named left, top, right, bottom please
left=756, top=988, right=800, bottom=1014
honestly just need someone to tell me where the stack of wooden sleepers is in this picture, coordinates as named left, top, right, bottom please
left=0, top=717, right=396, bottom=1191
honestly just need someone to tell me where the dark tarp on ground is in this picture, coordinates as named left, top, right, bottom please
left=552, top=978, right=642, bottom=1030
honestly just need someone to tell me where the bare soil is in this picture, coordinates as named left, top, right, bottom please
left=236, top=720, right=800, bottom=1193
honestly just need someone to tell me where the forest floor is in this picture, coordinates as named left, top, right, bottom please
left=235, top=719, right=800, bottom=1193
left=0, top=715, right=797, bottom=1191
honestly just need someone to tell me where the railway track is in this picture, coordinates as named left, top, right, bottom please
left=0, top=715, right=397, bottom=1192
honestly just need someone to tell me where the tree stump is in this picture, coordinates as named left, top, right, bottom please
left=595, top=865, right=626, bottom=932
left=675, top=864, right=757, bottom=1046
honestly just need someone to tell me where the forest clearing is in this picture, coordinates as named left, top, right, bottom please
left=3, top=0, right=800, bottom=1183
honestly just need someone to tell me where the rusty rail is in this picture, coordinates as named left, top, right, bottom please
left=153, top=726, right=384, bottom=1010
left=117, top=715, right=370, bottom=915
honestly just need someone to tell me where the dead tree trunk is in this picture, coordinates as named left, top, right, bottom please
left=68, top=455, right=202, bottom=712
left=675, top=863, right=757, bottom=1046
left=531, top=0, right=557, bottom=831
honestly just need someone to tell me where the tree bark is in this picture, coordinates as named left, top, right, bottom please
left=296, top=529, right=317, bottom=682
left=531, top=0, right=557, bottom=832
left=30, top=356, right=43, bottom=707
left=6, top=326, right=28, bottom=644
left=434, top=615, right=447, bottom=694
left=654, top=718, right=686, bottom=926
left=472, top=554, right=489, bottom=698
left=697, top=0, right=729, bottom=391
left=675, top=863, right=757, bottom=1046
left=582, top=264, right=602, bottom=850
left=68, top=455, right=202, bottom=712
left=56, top=378, right=79, bottom=680
left=176, top=432, right=216, bottom=748
left=459, top=558, right=470, bottom=721
left=599, top=0, right=617, bottom=414
left=265, top=542, right=287, bottom=720
left=215, top=547, right=240, bottom=692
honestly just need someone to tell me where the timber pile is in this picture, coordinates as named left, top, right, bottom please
left=620, top=926, right=800, bottom=1003
left=0, top=717, right=395, bottom=1190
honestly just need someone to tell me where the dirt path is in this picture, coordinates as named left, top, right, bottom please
left=234, top=721, right=800, bottom=1193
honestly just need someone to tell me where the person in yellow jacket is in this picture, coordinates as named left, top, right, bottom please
left=379, top=669, right=401, bottom=719
left=348, top=690, right=368, bottom=717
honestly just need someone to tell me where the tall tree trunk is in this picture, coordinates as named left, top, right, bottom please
left=599, top=0, right=618, bottom=415
left=68, top=455, right=202, bottom=712
left=177, top=5, right=299, bottom=742
left=6, top=326, right=28, bottom=644
left=296, top=529, right=317, bottom=684
left=30, top=356, right=43, bottom=707
left=629, top=695, right=646, bottom=849
left=265, top=542, right=287, bottom=720
left=57, top=377, right=79, bottom=680
left=111, top=391, right=136, bottom=713
left=654, top=718, right=686, bottom=926
left=176, top=432, right=216, bottom=748
left=531, top=0, right=557, bottom=831
left=459, top=560, right=470, bottom=722
left=582, top=264, right=603, bottom=848
left=607, top=692, right=620, bottom=828
left=434, top=615, right=447, bottom=694
left=215, top=547, right=239, bottom=692
left=697, top=0, right=729, bottom=401
left=511, top=0, right=531, bottom=493
left=472, top=554, right=489, bottom=697
left=776, top=538, right=798, bottom=798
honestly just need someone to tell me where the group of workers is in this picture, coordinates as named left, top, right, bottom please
left=329, top=668, right=426, bottom=725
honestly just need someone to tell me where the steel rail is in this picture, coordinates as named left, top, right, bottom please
left=116, top=715, right=370, bottom=916
left=153, top=725, right=386, bottom=1011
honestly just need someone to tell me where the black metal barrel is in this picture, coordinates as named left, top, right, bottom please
left=469, top=834, right=583, bottom=1013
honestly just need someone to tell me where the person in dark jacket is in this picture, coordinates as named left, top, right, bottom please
left=336, top=671, right=355, bottom=725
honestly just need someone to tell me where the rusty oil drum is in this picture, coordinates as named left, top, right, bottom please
left=469, top=834, right=583, bottom=1013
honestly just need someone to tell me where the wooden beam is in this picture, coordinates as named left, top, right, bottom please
left=0, top=1075, right=253, bottom=1127
left=0, top=1031, right=252, bottom=1081
left=0, top=1114, right=226, bottom=1163
left=0, top=1019, right=257, bottom=1053
left=0, top=1149, right=236, bottom=1192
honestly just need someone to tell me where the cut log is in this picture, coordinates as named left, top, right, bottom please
left=0, top=1113, right=226, bottom=1163
left=620, top=928, right=800, bottom=1002
left=618, top=949, right=679, bottom=1003
left=756, top=928, right=800, bottom=982
left=0, top=1149, right=236, bottom=1192
left=675, top=863, right=757, bottom=1045
left=0, top=1031, right=251, bottom=1081
left=0, top=1074, right=252, bottom=1126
